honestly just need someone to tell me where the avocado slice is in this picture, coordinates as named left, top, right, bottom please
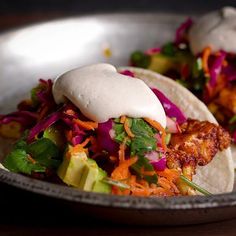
left=43, top=125, right=65, bottom=149
left=57, top=147, right=111, bottom=193
left=92, top=167, right=111, bottom=194
left=79, top=158, right=99, bottom=191
left=57, top=150, right=88, bottom=188
left=148, top=54, right=176, bottom=74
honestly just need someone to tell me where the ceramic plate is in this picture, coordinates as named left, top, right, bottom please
left=0, top=13, right=236, bottom=225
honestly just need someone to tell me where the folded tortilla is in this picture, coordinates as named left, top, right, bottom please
left=118, top=67, right=234, bottom=194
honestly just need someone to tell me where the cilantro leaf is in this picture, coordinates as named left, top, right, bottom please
left=131, top=118, right=155, bottom=137
left=3, top=137, right=61, bottom=175
left=131, top=155, right=158, bottom=184
left=130, top=118, right=156, bottom=156
left=3, top=149, right=45, bottom=174
left=130, top=135, right=156, bottom=156
left=27, top=138, right=61, bottom=168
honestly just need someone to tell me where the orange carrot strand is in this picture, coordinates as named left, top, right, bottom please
left=144, top=117, right=167, bottom=151
left=124, top=118, right=135, bottom=138
left=202, top=46, right=211, bottom=76
left=73, top=119, right=98, bottom=130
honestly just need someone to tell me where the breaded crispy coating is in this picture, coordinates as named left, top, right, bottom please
left=166, top=119, right=231, bottom=195
left=168, top=119, right=231, bottom=166
left=216, top=86, right=236, bottom=115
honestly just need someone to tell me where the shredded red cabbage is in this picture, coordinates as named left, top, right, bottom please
left=120, top=70, right=135, bottom=78
left=222, top=63, right=236, bottom=82
left=97, top=119, right=119, bottom=155
left=36, top=79, right=55, bottom=106
left=71, top=135, right=84, bottom=146
left=209, top=51, right=226, bottom=87
left=145, top=47, right=161, bottom=55
left=152, top=88, right=186, bottom=124
left=175, top=18, right=193, bottom=45
left=150, top=157, right=167, bottom=171
left=27, top=111, right=61, bottom=143
left=232, top=131, right=236, bottom=143
left=0, top=111, right=38, bottom=128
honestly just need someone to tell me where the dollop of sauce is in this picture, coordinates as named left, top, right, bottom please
left=53, top=63, right=166, bottom=128
left=189, top=7, right=236, bottom=54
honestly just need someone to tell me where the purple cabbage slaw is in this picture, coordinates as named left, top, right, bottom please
left=97, top=119, right=119, bottom=155
left=27, top=111, right=61, bottom=143
left=151, top=88, right=186, bottom=124
left=0, top=110, right=38, bottom=129
left=119, top=70, right=187, bottom=125
left=175, top=18, right=193, bottom=45
left=145, top=151, right=167, bottom=171
left=208, top=51, right=226, bottom=87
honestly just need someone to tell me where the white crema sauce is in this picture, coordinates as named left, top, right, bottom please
left=52, top=63, right=166, bottom=128
left=189, top=6, right=236, bottom=54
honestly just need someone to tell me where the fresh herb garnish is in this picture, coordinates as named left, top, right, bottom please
left=180, top=175, right=212, bottom=196
left=3, top=149, right=46, bottom=174
left=161, top=42, right=176, bottom=57
left=27, top=138, right=61, bottom=168
left=130, top=51, right=150, bottom=68
left=131, top=155, right=157, bottom=184
left=3, top=137, right=61, bottom=174
left=113, top=118, right=158, bottom=184
left=102, top=177, right=130, bottom=189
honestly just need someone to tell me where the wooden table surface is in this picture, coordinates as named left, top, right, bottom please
left=1, top=1, right=236, bottom=235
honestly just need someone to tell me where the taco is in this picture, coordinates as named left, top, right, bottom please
left=0, top=64, right=234, bottom=196
left=119, top=67, right=234, bottom=194
left=130, top=7, right=236, bottom=165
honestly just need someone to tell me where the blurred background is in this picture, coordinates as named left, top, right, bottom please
left=1, top=0, right=236, bottom=32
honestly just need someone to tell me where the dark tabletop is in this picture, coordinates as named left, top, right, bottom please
left=1, top=1, right=236, bottom=235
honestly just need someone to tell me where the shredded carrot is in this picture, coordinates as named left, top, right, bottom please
left=109, top=156, right=117, bottom=162
left=118, top=141, right=126, bottom=163
left=144, top=117, right=167, bottom=151
left=70, top=145, right=86, bottom=155
left=222, top=60, right=228, bottom=67
left=202, top=46, right=211, bottom=76
left=65, top=130, right=73, bottom=142
left=65, top=109, right=76, bottom=116
left=27, top=155, right=37, bottom=164
left=89, top=136, right=98, bottom=152
left=79, top=137, right=91, bottom=147
left=124, top=118, right=135, bottom=138
left=120, top=115, right=126, bottom=124
left=131, top=187, right=152, bottom=197
left=156, top=168, right=180, bottom=182
left=111, top=156, right=138, bottom=180
left=73, top=119, right=98, bottom=130
left=158, top=177, right=179, bottom=195
left=140, top=166, right=156, bottom=176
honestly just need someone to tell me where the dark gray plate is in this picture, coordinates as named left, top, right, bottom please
left=0, top=13, right=236, bottom=225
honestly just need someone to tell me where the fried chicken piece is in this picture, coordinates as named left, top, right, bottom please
left=168, top=119, right=231, bottom=166
left=166, top=119, right=231, bottom=195
left=216, top=86, right=236, bottom=115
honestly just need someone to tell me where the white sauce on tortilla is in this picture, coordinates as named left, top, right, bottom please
left=52, top=63, right=166, bottom=127
left=189, top=7, right=236, bottom=54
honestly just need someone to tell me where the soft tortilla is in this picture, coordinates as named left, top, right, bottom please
left=119, top=66, right=234, bottom=194
left=232, top=146, right=236, bottom=168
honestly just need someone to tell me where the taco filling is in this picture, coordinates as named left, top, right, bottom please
left=130, top=7, right=236, bottom=147
left=0, top=64, right=233, bottom=196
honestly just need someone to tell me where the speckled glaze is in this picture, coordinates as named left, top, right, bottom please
left=0, top=13, right=236, bottom=225
left=1, top=169, right=236, bottom=225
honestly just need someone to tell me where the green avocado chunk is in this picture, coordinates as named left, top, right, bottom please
left=57, top=150, right=88, bottom=188
left=148, top=54, right=176, bottom=74
left=57, top=147, right=111, bottom=193
left=92, top=168, right=111, bottom=194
